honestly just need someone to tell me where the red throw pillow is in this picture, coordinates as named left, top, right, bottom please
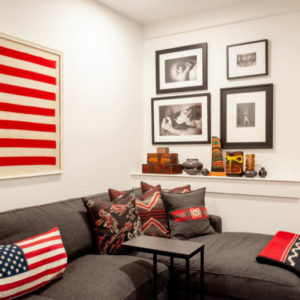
left=0, top=227, right=67, bottom=299
left=141, top=181, right=191, bottom=194
left=140, top=181, right=161, bottom=194
left=257, top=231, right=300, bottom=275
left=136, top=186, right=170, bottom=238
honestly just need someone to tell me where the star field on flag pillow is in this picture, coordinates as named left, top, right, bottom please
left=0, top=227, right=67, bottom=299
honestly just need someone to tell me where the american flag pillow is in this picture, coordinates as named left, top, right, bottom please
left=0, top=227, right=67, bottom=299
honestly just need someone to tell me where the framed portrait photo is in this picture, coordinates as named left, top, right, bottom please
left=156, top=43, right=207, bottom=94
left=152, top=93, right=211, bottom=145
left=220, top=84, right=273, bottom=149
left=227, top=39, right=268, bottom=79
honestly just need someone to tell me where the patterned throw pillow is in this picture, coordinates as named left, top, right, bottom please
left=161, top=188, right=215, bottom=239
left=140, top=181, right=191, bottom=194
left=136, top=186, right=169, bottom=238
left=84, top=190, right=142, bottom=254
left=0, top=227, right=67, bottom=299
left=140, top=181, right=161, bottom=194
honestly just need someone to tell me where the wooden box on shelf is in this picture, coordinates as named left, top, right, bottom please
left=147, top=153, right=178, bottom=165
left=142, top=163, right=182, bottom=174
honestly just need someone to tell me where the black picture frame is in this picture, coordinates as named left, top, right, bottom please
left=156, top=43, right=207, bottom=94
left=152, top=93, right=211, bottom=145
left=227, top=39, right=268, bottom=79
left=220, top=84, right=273, bottom=149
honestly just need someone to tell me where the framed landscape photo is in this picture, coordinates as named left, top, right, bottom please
left=227, top=39, right=268, bottom=79
left=220, top=84, right=273, bottom=149
left=152, top=93, right=211, bottom=145
left=156, top=43, right=207, bottom=94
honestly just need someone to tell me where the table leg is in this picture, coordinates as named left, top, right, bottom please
left=153, top=253, right=157, bottom=300
left=169, top=256, right=174, bottom=299
left=186, top=258, right=190, bottom=300
left=200, top=249, right=204, bottom=300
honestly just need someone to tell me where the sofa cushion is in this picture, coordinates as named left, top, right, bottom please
left=0, top=198, right=94, bottom=262
left=136, top=186, right=169, bottom=238
left=161, top=188, right=215, bottom=239
left=34, top=254, right=169, bottom=300
left=136, top=232, right=300, bottom=299
left=0, top=227, right=67, bottom=300
left=83, top=190, right=142, bottom=254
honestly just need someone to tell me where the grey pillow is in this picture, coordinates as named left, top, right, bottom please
left=161, top=188, right=215, bottom=239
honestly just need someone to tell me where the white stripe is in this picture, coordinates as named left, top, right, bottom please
left=0, top=129, right=57, bottom=140
left=16, top=230, right=59, bottom=246
left=22, top=240, right=62, bottom=254
left=0, top=148, right=57, bottom=157
left=0, top=267, right=66, bottom=297
left=0, top=111, right=55, bottom=124
left=0, top=165, right=61, bottom=178
left=0, top=93, right=57, bottom=109
left=1, top=75, right=58, bottom=94
left=27, top=248, right=66, bottom=265
left=1, top=56, right=57, bottom=77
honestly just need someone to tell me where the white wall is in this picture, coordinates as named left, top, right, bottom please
left=140, top=9, right=300, bottom=234
left=0, top=0, right=143, bottom=212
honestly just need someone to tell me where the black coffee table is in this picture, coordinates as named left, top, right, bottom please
left=122, top=235, right=204, bottom=300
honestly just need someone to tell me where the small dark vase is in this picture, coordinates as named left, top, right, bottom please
left=244, top=170, right=257, bottom=178
left=201, top=168, right=209, bottom=176
left=182, top=159, right=203, bottom=175
left=259, top=167, right=267, bottom=178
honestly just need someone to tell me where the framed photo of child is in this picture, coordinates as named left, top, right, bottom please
left=156, top=43, right=208, bottom=94
left=220, top=84, right=273, bottom=149
left=151, top=94, right=211, bottom=144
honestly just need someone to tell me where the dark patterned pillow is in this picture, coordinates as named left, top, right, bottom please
left=136, top=186, right=169, bottom=238
left=83, top=190, right=142, bottom=254
left=161, top=188, right=215, bottom=239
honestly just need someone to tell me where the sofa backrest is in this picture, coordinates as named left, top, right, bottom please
left=0, top=196, right=95, bottom=262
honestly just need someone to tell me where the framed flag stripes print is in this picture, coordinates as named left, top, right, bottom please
left=0, top=33, right=62, bottom=179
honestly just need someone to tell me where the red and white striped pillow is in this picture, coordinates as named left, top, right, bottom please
left=0, top=227, right=67, bottom=299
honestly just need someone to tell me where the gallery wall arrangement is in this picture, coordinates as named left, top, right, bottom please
left=0, top=33, right=62, bottom=179
left=152, top=38, right=272, bottom=177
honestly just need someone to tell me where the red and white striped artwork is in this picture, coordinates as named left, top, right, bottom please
left=0, top=33, right=62, bottom=179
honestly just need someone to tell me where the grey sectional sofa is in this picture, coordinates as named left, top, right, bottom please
left=1, top=189, right=300, bottom=300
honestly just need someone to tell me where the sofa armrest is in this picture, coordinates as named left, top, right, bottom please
left=209, top=215, right=222, bottom=233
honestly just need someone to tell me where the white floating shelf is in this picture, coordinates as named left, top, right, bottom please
left=130, top=172, right=300, bottom=199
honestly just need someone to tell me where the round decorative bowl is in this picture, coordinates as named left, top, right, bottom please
left=182, top=159, right=203, bottom=176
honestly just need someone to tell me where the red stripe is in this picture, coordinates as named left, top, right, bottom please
left=25, top=244, right=64, bottom=259
left=0, top=102, right=55, bottom=116
left=0, top=138, right=56, bottom=148
left=0, top=264, right=67, bottom=291
left=0, top=64, right=56, bottom=85
left=0, top=46, right=56, bottom=69
left=0, top=120, right=56, bottom=132
left=21, top=235, right=61, bottom=249
left=29, top=253, right=67, bottom=270
left=16, top=228, right=59, bottom=244
left=1, top=271, right=64, bottom=300
left=0, top=156, right=56, bottom=166
left=0, top=83, right=56, bottom=101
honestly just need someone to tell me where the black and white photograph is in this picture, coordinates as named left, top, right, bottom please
left=220, top=84, right=273, bottom=149
left=237, top=52, right=256, bottom=68
left=236, top=102, right=255, bottom=127
left=152, top=94, right=211, bottom=144
left=156, top=43, right=207, bottom=94
left=164, top=56, right=197, bottom=83
left=159, top=103, right=202, bottom=136
left=227, top=39, right=268, bottom=79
